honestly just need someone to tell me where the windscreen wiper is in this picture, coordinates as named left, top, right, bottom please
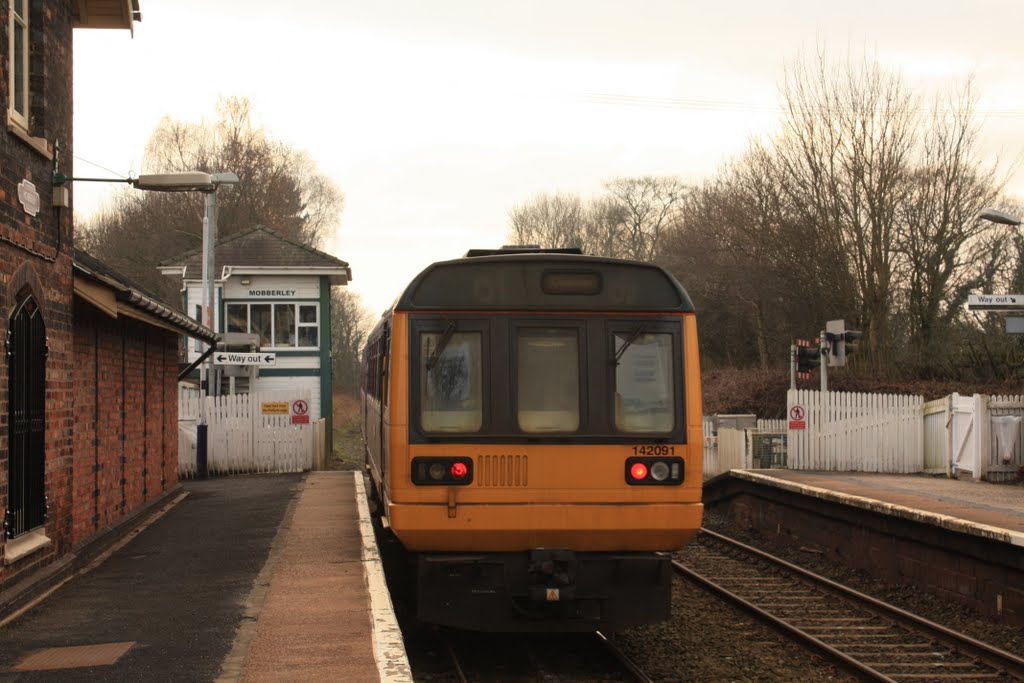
left=426, top=321, right=456, bottom=370
left=613, top=322, right=648, bottom=366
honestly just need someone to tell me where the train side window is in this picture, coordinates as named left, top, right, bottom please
left=613, top=331, right=675, bottom=433
left=516, top=327, right=580, bottom=433
left=420, top=331, right=483, bottom=432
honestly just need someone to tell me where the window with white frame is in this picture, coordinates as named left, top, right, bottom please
left=9, top=0, right=29, bottom=129
left=226, top=302, right=319, bottom=349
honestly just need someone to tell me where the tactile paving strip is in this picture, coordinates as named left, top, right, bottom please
left=10, top=641, right=135, bottom=671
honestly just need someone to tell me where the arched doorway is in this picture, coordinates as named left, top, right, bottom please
left=5, top=296, right=46, bottom=539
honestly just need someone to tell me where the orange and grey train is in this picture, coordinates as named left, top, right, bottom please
left=360, top=246, right=703, bottom=632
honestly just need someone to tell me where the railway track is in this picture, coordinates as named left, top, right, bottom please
left=442, top=630, right=652, bottom=682
left=675, top=528, right=1024, bottom=682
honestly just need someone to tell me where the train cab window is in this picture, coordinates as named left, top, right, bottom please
left=613, top=331, right=675, bottom=433
left=420, top=330, right=483, bottom=432
left=516, top=328, right=580, bottom=433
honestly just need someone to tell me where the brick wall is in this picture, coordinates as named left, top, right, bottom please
left=69, top=301, right=181, bottom=550
left=0, top=1, right=182, bottom=600
left=0, top=0, right=75, bottom=589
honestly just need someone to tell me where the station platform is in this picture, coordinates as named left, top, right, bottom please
left=231, top=471, right=412, bottom=683
left=728, top=469, right=1024, bottom=546
left=0, top=471, right=412, bottom=682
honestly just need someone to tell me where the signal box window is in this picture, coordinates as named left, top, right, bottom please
left=226, top=302, right=319, bottom=349
left=420, top=331, right=482, bottom=432
left=298, top=304, right=319, bottom=346
left=517, top=328, right=579, bottom=433
left=614, top=332, right=675, bottom=433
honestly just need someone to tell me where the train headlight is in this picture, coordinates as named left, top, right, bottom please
left=650, top=461, right=670, bottom=481
left=625, top=456, right=684, bottom=485
left=412, top=457, right=474, bottom=485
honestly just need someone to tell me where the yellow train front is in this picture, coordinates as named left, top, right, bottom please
left=362, top=247, right=703, bottom=632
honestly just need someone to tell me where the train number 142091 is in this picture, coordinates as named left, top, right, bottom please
left=632, top=445, right=676, bottom=456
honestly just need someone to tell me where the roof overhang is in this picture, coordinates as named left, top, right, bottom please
left=73, top=260, right=216, bottom=342
left=73, top=0, right=140, bottom=32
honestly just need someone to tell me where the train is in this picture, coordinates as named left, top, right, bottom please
left=360, top=246, right=703, bottom=632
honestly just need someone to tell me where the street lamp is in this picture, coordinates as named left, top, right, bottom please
left=979, top=207, right=1022, bottom=227
left=131, top=171, right=240, bottom=479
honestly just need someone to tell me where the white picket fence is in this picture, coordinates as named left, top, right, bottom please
left=178, top=389, right=315, bottom=477
left=787, top=389, right=923, bottom=473
left=703, top=390, right=1023, bottom=482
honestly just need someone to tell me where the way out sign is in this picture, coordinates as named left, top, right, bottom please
left=967, top=294, right=1024, bottom=311
left=214, top=352, right=277, bottom=366
left=789, top=404, right=806, bottom=430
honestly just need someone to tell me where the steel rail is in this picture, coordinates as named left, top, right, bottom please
left=676, top=528, right=1024, bottom=682
left=700, top=528, right=1024, bottom=679
left=595, top=631, right=654, bottom=683
left=673, top=558, right=897, bottom=682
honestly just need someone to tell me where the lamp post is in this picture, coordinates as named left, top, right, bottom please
left=131, top=171, right=239, bottom=478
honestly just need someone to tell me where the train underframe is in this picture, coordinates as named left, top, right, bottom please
left=416, top=548, right=672, bottom=632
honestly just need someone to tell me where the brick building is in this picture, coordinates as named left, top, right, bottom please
left=0, top=2, right=212, bottom=606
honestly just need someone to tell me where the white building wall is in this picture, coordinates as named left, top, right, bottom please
left=251, top=375, right=322, bottom=421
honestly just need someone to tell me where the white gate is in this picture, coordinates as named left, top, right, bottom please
left=949, top=393, right=986, bottom=480
left=178, top=389, right=314, bottom=477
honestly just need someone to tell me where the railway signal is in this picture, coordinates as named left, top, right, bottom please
left=790, top=339, right=820, bottom=389
left=796, top=344, right=821, bottom=375
left=825, top=319, right=862, bottom=368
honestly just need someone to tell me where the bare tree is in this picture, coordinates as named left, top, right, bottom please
left=331, top=289, right=372, bottom=397
left=79, top=96, right=344, bottom=302
left=896, top=82, right=1008, bottom=372
left=664, top=144, right=847, bottom=370
left=506, top=178, right=688, bottom=260
left=774, top=53, right=919, bottom=372
left=507, top=192, right=588, bottom=249
left=596, top=176, right=688, bottom=260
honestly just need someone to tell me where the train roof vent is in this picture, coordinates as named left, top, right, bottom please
left=463, top=245, right=584, bottom=257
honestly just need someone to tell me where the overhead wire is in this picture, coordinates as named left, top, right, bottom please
left=581, top=92, right=1024, bottom=118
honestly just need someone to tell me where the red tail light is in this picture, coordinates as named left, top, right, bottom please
left=412, top=457, right=474, bottom=485
left=630, top=462, right=649, bottom=480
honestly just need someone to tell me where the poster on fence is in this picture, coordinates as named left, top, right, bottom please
left=261, top=401, right=289, bottom=415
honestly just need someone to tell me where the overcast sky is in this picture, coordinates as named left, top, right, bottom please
left=73, top=1, right=1024, bottom=316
